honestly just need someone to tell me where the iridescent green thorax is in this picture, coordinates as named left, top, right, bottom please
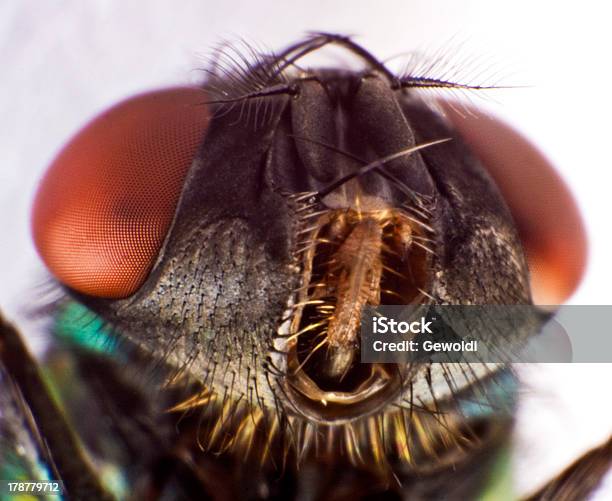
left=53, top=301, right=118, bottom=356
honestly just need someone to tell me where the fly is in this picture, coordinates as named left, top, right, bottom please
left=0, top=33, right=610, bottom=500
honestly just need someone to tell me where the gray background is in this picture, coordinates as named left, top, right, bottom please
left=1, top=1, right=610, bottom=497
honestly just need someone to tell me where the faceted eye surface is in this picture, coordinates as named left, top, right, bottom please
left=32, top=87, right=210, bottom=299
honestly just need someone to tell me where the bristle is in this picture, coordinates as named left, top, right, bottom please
left=166, top=389, right=215, bottom=413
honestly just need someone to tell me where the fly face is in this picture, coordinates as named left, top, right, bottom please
left=4, top=34, right=586, bottom=499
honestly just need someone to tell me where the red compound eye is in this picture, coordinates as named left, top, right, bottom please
left=32, top=87, right=210, bottom=299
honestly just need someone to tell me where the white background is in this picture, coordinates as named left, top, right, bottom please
left=1, top=1, right=611, bottom=497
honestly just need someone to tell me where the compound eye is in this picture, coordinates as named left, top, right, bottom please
left=32, top=88, right=210, bottom=299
